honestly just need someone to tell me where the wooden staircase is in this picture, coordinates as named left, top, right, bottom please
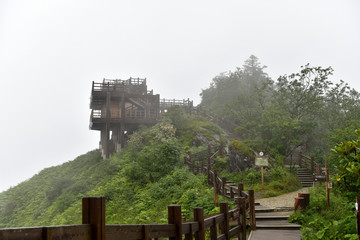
left=296, top=168, right=313, bottom=187
left=249, top=204, right=301, bottom=239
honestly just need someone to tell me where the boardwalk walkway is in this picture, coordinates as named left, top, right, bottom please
left=249, top=205, right=301, bottom=240
left=248, top=189, right=308, bottom=240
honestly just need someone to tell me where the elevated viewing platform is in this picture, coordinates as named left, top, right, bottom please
left=89, top=77, right=193, bottom=159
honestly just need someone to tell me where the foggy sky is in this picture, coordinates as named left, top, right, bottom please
left=0, top=0, right=359, bottom=192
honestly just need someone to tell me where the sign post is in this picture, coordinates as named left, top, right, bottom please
left=255, top=152, right=268, bottom=187
left=325, top=155, right=330, bottom=208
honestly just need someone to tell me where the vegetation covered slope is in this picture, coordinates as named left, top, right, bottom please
left=0, top=110, right=226, bottom=228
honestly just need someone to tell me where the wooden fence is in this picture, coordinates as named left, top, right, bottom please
left=298, top=152, right=324, bottom=178
left=0, top=196, right=249, bottom=240
left=184, top=145, right=256, bottom=230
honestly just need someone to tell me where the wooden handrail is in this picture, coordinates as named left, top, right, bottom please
left=184, top=144, right=256, bottom=231
left=299, top=153, right=324, bottom=176
left=0, top=197, right=249, bottom=240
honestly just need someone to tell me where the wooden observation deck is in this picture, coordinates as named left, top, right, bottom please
left=90, top=78, right=160, bottom=158
left=90, top=77, right=193, bottom=159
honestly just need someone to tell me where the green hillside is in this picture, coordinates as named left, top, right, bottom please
left=0, top=109, right=227, bottom=228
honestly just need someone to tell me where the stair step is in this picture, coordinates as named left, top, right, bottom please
left=256, top=224, right=301, bottom=230
left=254, top=216, right=289, bottom=220
left=255, top=206, right=275, bottom=213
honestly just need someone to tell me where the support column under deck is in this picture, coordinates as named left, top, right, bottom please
left=100, top=127, right=109, bottom=159
left=120, top=123, right=125, bottom=149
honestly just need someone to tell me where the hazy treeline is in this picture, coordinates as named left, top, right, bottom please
left=201, top=55, right=360, bottom=161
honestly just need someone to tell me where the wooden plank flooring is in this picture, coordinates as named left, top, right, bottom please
left=249, top=205, right=301, bottom=239
left=249, top=229, right=302, bottom=240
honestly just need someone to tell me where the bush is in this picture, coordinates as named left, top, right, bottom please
left=228, top=140, right=254, bottom=159
left=289, top=185, right=357, bottom=239
left=331, top=129, right=360, bottom=200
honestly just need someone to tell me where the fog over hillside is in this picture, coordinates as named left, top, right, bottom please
left=0, top=0, right=359, bottom=192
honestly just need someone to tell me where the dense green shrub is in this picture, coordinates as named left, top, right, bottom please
left=222, top=166, right=301, bottom=198
left=0, top=116, right=230, bottom=227
left=289, top=185, right=357, bottom=239
left=228, top=140, right=254, bottom=159
left=330, top=129, right=360, bottom=200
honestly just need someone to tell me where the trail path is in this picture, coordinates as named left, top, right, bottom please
left=256, top=187, right=309, bottom=210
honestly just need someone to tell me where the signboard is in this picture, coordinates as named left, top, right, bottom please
left=255, top=156, right=269, bottom=167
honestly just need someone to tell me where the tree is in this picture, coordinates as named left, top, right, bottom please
left=273, top=64, right=334, bottom=120
left=200, top=55, right=273, bottom=141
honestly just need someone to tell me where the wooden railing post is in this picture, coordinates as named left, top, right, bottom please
left=311, top=157, right=314, bottom=174
left=82, top=196, right=105, bottom=240
left=207, top=155, right=211, bottom=179
left=222, top=177, right=227, bottom=196
left=316, top=163, right=321, bottom=176
left=220, top=202, right=229, bottom=240
left=248, top=189, right=256, bottom=230
left=238, top=183, right=244, bottom=198
left=210, top=217, right=217, bottom=240
left=214, top=170, right=219, bottom=207
left=294, top=197, right=305, bottom=211
left=168, top=205, right=182, bottom=240
left=194, top=208, right=205, bottom=240
left=298, top=192, right=310, bottom=209
left=238, top=197, right=246, bottom=240
left=230, top=186, right=234, bottom=199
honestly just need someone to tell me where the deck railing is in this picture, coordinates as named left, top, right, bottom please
left=0, top=196, right=249, bottom=240
left=160, top=98, right=193, bottom=108
left=92, top=78, right=148, bottom=93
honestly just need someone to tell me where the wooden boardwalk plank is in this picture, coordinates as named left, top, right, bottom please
left=249, top=229, right=301, bottom=240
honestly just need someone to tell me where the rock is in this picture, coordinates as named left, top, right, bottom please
left=228, top=151, right=254, bottom=172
